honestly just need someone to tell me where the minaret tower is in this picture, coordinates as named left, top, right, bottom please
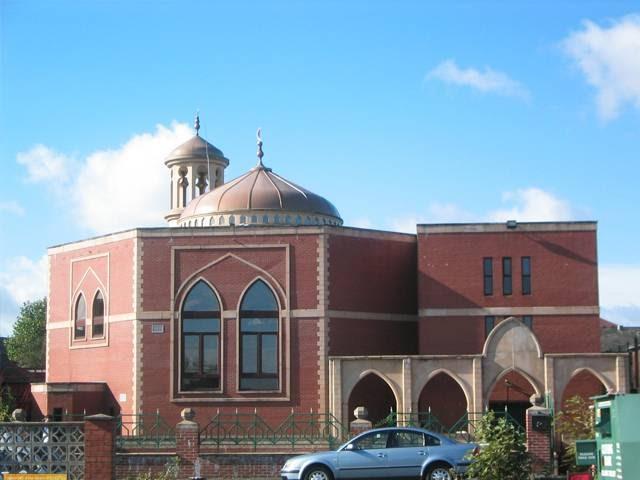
left=164, top=114, right=230, bottom=225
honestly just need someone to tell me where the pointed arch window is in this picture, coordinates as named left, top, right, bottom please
left=181, top=281, right=221, bottom=391
left=239, top=280, right=279, bottom=391
left=74, top=295, right=86, bottom=339
left=92, top=291, right=105, bottom=338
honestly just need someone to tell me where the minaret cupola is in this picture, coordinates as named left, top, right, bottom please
left=164, top=114, right=230, bottom=225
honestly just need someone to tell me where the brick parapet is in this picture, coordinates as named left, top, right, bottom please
left=526, top=407, right=552, bottom=473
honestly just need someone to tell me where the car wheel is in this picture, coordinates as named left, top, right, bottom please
left=424, top=462, right=453, bottom=480
left=303, top=465, right=333, bottom=480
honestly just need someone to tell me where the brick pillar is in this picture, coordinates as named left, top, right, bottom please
left=176, top=408, right=200, bottom=478
left=526, top=405, right=552, bottom=473
left=84, top=414, right=115, bottom=480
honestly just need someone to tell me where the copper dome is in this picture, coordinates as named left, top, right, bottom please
left=165, top=135, right=229, bottom=166
left=178, top=163, right=342, bottom=227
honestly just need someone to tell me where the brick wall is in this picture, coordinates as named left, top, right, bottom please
left=418, top=228, right=600, bottom=355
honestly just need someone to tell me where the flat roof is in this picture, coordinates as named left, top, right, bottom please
left=417, top=221, right=597, bottom=234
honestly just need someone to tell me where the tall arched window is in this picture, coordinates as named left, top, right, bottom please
left=74, top=294, right=86, bottom=339
left=92, top=291, right=105, bottom=337
left=239, top=280, right=279, bottom=391
left=181, top=281, right=221, bottom=391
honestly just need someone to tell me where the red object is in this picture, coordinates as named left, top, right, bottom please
left=567, top=473, right=592, bottom=480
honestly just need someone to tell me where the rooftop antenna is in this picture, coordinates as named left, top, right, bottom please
left=256, top=127, right=264, bottom=167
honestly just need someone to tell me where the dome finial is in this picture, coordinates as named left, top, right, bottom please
left=256, top=127, right=264, bottom=166
left=194, top=112, right=201, bottom=136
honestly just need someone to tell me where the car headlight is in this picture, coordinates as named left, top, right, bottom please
left=281, top=460, right=300, bottom=472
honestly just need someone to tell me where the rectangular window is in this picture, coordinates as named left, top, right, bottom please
left=521, top=257, right=532, bottom=295
left=485, top=316, right=495, bottom=338
left=483, top=258, right=493, bottom=296
left=502, top=257, right=512, bottom=295
left=522, top=315, right=533, bottom=329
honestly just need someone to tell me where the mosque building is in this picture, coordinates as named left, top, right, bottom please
left=32, top=117, right=628, bottom=428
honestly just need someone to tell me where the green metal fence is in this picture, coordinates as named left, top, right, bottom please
left=374, top=410, right=523, bottom=442
left=116, top=412, right=176, bottom=449
left=199, top=411, right=349, bottom=451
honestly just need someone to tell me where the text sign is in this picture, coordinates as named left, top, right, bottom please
left=575, top=439, right=597, bottom=466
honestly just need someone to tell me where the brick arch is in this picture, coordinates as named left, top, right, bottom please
left=345, top=369, right=401, bottom=424
left=560, top=367, right=610, bottom=408
left=418, top=369, right=470, bottom=430
left=415, top=368, right=471, bottom=412
left=175, top=253, right=286, bottom=310
left=485, top=367, right=542, bottom=409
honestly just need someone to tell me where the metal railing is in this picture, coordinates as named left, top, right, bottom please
left=116, top=412, right=176, bottom=449
left=0, top=421, right=84, bottom=479
left=200, top=411, right=348, bottom=451
left=374, top=410, right=523, bottom=442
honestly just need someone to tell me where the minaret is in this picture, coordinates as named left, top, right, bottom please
left=164, top=113, right=230, bottom=226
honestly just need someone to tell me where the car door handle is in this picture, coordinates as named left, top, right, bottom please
left=377, top=453, right=386, bottom=458
left=418, top=451, right=427, bottom=456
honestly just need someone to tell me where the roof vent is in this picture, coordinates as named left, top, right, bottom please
left=506, top=220, right=518, bottom=229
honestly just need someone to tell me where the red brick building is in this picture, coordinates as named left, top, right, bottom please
left=32, top=123, right=628, bottom=428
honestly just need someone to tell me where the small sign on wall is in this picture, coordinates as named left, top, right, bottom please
left=119, top=393, right=127, bottom=402
left=151, top=324, right=164, bottom=334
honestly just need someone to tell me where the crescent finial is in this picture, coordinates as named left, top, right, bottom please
left=256, top=127, right=264, bottom=166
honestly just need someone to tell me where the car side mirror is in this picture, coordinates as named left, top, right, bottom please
left=344, top=443, right=356, bottom=451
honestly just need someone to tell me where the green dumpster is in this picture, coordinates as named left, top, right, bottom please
left=594, top=393, right=640, bottom=479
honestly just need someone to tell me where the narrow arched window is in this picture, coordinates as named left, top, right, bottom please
left=92, top=291, right=104, bottom=337
left=239, top=280, right=279, bottom=391
left=74, top=295, right=86, bottom=339
left=181, top=281, right=221, bottom=391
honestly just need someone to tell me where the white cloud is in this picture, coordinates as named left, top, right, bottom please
left=16, top=122, right=192, bottom=234
left=426, top=202, right=476, bottom=223
left=0, top=201, right=25, bottom=216
left=351, top=217, right=374, bottom=229
left=16, top=144, right=73, bottom=182
left=599, top=265, right=640, bottom=309
left=0, top=255, right=48, bottom=306
left=427, top=59, right=530, bottom=100
left=72, top=121, right=192, bottom=233
left=563, top=15, right=640, bottom=120
left=488, top=188, right=574, bottom=222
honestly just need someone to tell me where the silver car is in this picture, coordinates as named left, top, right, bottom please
left=280, top=426, right=477, bottom=480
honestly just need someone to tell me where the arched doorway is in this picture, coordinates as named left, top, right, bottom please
left=348, top=373, right=397, bottom=425
left=488, top=370, right=536, bottom=428
left=418, top=372, right=468, bottom=430
left=561, top=370, right=607, bottom=409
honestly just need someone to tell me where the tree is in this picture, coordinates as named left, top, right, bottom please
left=464, top=410, right=531, bottom=480
left=555, top=395, right=595, bottom=472
left=5, top=298, right=46, bottom=369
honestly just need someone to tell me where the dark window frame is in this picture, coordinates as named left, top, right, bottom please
left=521, top=256, right=532, bottom=295
left=74, top=294, right=86, bottom=340
left=239, top=280, right=280, bottom=391
left=483, top=257, right=493, bottom=296
left=180, top=281, right=221, bottom=392
left=485, top=316, right=496, bottom=338
left=502, top=257, right=513, bottom=295
left=92, top=291, right=105, bottom=338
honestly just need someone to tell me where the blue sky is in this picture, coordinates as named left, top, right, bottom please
left=1, top=1, right=639, bottom=333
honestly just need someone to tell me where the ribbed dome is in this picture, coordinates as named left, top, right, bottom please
left=165, top=135, right=228, bottom=165
left=178, top=163, right=342, bottom=227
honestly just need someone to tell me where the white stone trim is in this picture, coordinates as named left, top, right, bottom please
left=48, top=225, right=417, bottom=255
left=417, top=221, right=597, bottom=234
left=31, top=382, right=106, bottom=393
left=178, top=210, right=342, bottom=229
left=419, top=306, right=599, bottom=317
left=48, top=230, right=139, bottom=254
left=327, top=310, right=417, bottom=322
left=46, top=255, right=52, bottom=383
left=317, top=233, right=330, bottom=414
